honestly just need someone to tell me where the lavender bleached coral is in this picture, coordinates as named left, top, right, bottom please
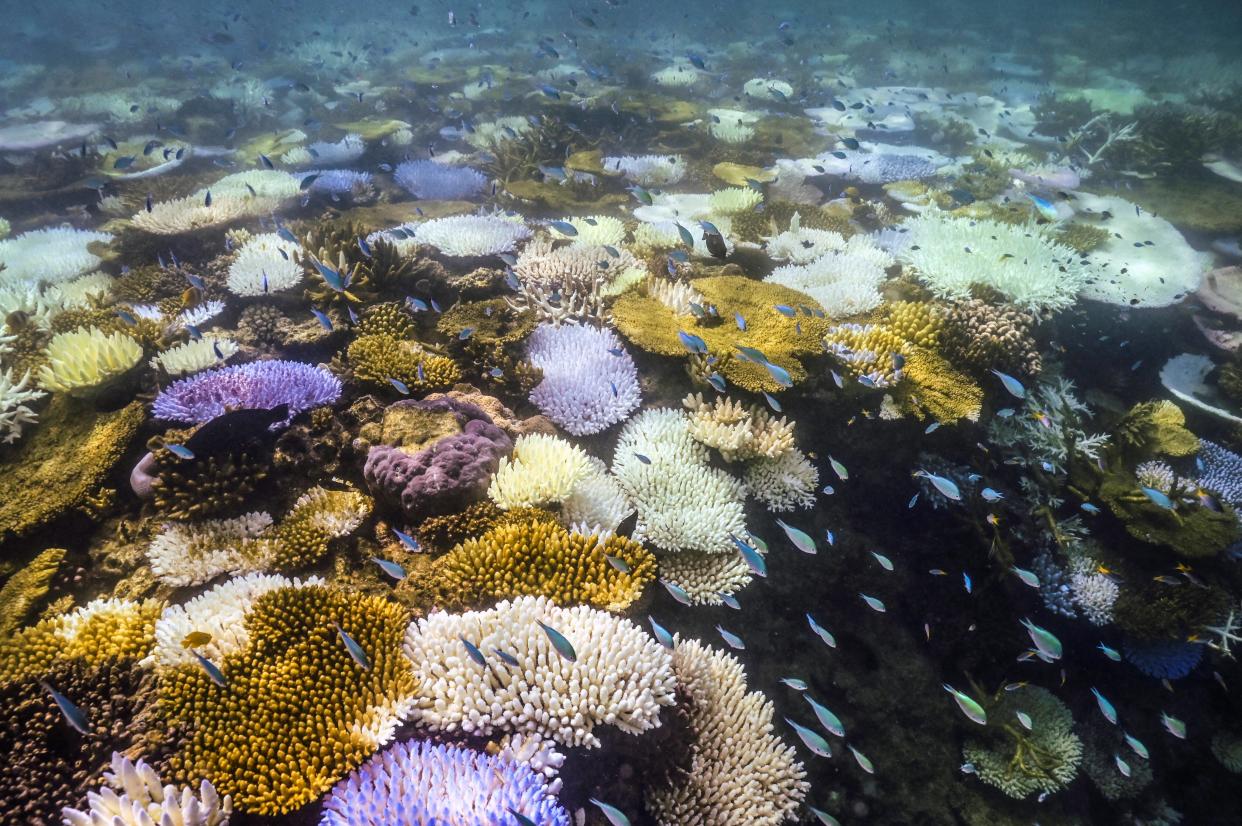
left=152, top=360, right=342, bottom=425
left=318, top=739, right=569, bottom=826
left=306, top=169, right=374, bottom=197
left=393, top=160, right=488, bottom=200
left=363, top=396, right=513, bottom=519
left=527, top=323, right=641, bottom=436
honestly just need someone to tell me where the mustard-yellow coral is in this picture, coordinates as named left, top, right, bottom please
left=160, top=584, right=416, bottom=815
left=823, top=322, right=907, bottom=385
left=612, top=276, right=831, bottom=393
left=265, top=487, right=371, bottom=569
left=0, top=597, right=161, bottom=684
left=882, top=300, right=943, bottom=348
left=347, top=333, right=462, bottom=390
left=898, top=349, right=984, bottom=424
left=0, top=547, right=64, bottom=637
left=433, top=518, right=656, bottom=612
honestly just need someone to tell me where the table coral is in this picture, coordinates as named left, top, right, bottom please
left=432, top=517, right=655, bottom=611
left=159, top=583, right=417, bottom=815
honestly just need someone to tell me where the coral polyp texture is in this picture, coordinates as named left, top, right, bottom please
left=487, top=432, right=594, bottom=509
left=410, top=215, right=532, bottom=257
left=318, top=739, right=569, bottom=826
left=393, top=159, right=489, bottom=200
left=403, top=595, right=677, bottom=748
left=36, top=326, right=142, bottom=395
left=152, top=360, right=342, bottom=424
left=962, top=685, right=1083, bottom=800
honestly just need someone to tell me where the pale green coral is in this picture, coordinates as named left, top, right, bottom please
left=962, top=685, right=1083, bottom=800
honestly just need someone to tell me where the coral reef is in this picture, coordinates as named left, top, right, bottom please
left=941, top=298, right=1042, bottom=377
left=346, top=334, right=462, bottom=391
left=0, top=547, right=64, bottom=636
left=153, top=360, right=342, bottom=425
left=962, top=686, right=1083, bottom=800
left=487, top=433, right=593, bottom=509
left=37, top=327, right=142, bottom=395
left=62, top=753, right=232, bottom=826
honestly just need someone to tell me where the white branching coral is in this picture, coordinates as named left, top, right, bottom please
left=0, top=367, right=45, bottom=442
left=709, top=109, right=759, bottom=144
left=36, top=326, right=142, bottom=394
left=131, top=193, right=268, bottom=235
left=744, top=450, right=819, bottom=512
left=657, top=550, right=754, bottom=606
left=561, top=457, right=634, bottom=534
left=527, top=323, right=641, bottom=436
left=62, top=752, right=232, bottom=826
left=509, top=239, right=647, bottom=323
left=414, top=215, right=532, bottom=257
left=764, top=232, right=893, bottom=318
left=150, top=335, right=239, bottom=376
left=488, top=433, right=593, bottom=509
left=603, top=155, right=686, bottom=187
left=646, top=638, right=808, bottom=825
left=403, top=596, right=677, bottom=748
left=764, top=214, right=851, bottom=264
left=645, top=276, right=704, bottom=315
left=612, top=409, right=748, bottom=554
left=1068, top=558, right=1119, bottom=626
left=898, top=213, right=1094, bottom=312
left=683, top=393, right=796, bottom=461
left=226, top=232, right=303, bottom=296
left=0, top=226, right=112, bottom=284
left=548, top=215, right=626, bottom=247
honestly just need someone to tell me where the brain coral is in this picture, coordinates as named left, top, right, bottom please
left=363, top=396, right=513, bottom=520
left=319, top=740, right=569, bottom=826
left=612, top=276, right=831, bottom=394
left=404, top=595, right=676, bottom=748
left=527, top=323, right=641, bottom=436
left=159, top=582, right=417, bottom=815
left=432, top=517, right=656, bottom=612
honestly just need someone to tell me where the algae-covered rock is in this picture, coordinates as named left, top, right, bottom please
left=712, top=162, right=775, bottom=187
left=1097, top=472, right=1238, bottom=558
left=0, top=398, right=145, bottom=542
left=0, top=548, right=64, bottom=637
left=1114, top=400, right=1200, bottom=458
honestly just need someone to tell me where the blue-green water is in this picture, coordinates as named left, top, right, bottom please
left=2, top=2, right=1242, bottom=825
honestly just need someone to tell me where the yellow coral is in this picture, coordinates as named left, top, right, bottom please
left=0, top=597, right=161, bottom=683
left=347, top=334, right=462, bottom=390
left=37, top=326, right=143, bottom=394
left=0, top=547, right=64, bottom=637
left=356, top=302, right=415, bottom=339
left=898, top=349, right=984, bottom=424
left=488, top=433, right=593, bottom=509
left=161, top=585, right=416, bottom=815
left=433, top=519, right=656, bottom=612
left=682, top=393, right=795, bottom=461
left=823, top=322, right=907, bottom=384
left=265, top=487, right=371, bottom=569
left=882, top=300, right=943, bottom=348
left=152, top=449, right=269, bottom=521
left=612, top=276, right=831, bottom=393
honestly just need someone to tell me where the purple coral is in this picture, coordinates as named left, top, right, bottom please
left=363, top=397, right=512, bottom=519
left=152, top=360, right=342, bottom=426
left=527, top=323, right=641, bottom=436
left=393, top=160, right=488, bottom=201
left=306, top=169, right=374, bottom=196
left=846, top=152, right=939, bottom=184
left=319, top=739, right=569, bottom=826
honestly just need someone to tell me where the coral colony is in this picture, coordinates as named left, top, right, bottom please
left=4, top=2, right=1242, bottom=825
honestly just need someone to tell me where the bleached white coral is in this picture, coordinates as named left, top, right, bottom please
left=646, top=638, right=808, bottom=825
left=744, top=78, right=794, bottom=101
left=302, top=134, right=365, bottom=166
left=508, top=240, right=646, bottom=323
left=403, top=595, right=677, bottom=748
left=488, top=433, right=593, bottom=509
left=764, top=214, right=851, bottom=264
left=62, top=752, right=232, bottom=826
left=149, top=573, right=324, bottom=669
left=652, top=62, right=701, bottom=87
left=47, top=272, right=113, bottom=307
left=178, top=301, right=226, bottom=330
left=0, top=226, right=112, bottom=284
left=414, top=215, right=532, bottom=257
left=548, top=215, right=626, bottom=247
left=657, top=550, right=754, bottom=606
left=1135, top=460, right=1177, bottom=494
left=645, top=276, right=704, bottom=315
left=603, top=155, right=686, bottom=187
left=147, top=513, right=275, bottom=588
left=206, top=170, right=301, bottom=201
left=612, top=409, right=748, bottom=554
left=898, top=213, right=1094, bottom=312
left=1068, top=558, right=1119, bottom=626
left=131, top=193, right=269, bottom=235
left=0, top=367, right=45, bottom=443
left=226, top=232, right=302, bottom=296
left=561, top=457, right=634, bottom=534
left=744, top=450, right=819, bottom=512
left=764, top=232, right=893, bottom=318
left=150, top=335, right=239, bottom=376
left=465, top=116, right=533, bottom=150
left=683, top=393, right=796, bottom=461
left=36, top=327, right=142, bottom=394
left=709, top=109, right=759, bottom=144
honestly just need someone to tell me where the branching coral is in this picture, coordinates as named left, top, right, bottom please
left=393, top=159, right=488, bottom=200
left=743, top=449, right=818, bottom=512
left=153, top=360, right=342, bottom=425
left=646, top=638, right=807, bottom=825
left=150, top=335, right=239, bottom=376
left=0, top=366, right=45, bottom=442
left=226, top=232, right=302, bottom=296
left=403, top=595, right=676, bottom=748
left=347, top=334, right=461, bottom=391
left=765, top=230, right=894, bottom=318
left=507, top=239, right=647, bottom=323
left=62, top=752, right=232, bottom=826
left=36, top=327, right=142, bottom=395
left=432, top=517, right=655, bottom=611
left=410, top=215, right=532, bottom=257
left=158, top=581, right=417, bottom=815
left=0, top=226, right=111, bottom=285
left=682, top=392, right=795, bottom=461
left=527, top=323, right=640, bottom=435
left=0, top=596, right=160, bottom=684
left=989, top=377, right=1108, bottom=472
left=962, top=685, right=1083, bottom=800
left=487, top=433, right=593, bottom=509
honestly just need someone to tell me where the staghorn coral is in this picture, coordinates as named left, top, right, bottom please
left=159, top=582, right=417, bottom=815
left=0, top=596, right=160, bottom=684
left=36, top=327, right=142, bottom=395
left=743, top=449, right=819, bottom=512
left=62, top=752, right=232, bottom=826
left=646, top=638, right=807, bottom=825
left=962, top=685, right=1083, bottom=800
left=318, top=739, right=568, bottom=826
left=0, top=366, right=46, bottom=442
left=432, top=517, right=655, bottom=612
left=487, top=433, right=593, bottom=509
left=0, top=547, right=64, bottom=636
left=612, top=276, right=831, bottom=394
left=527, top=323, right=640, bottom=436
left=404, top=595, right=676, bottom=748
left=682, top=392, right=796, bottom=461
left=347, top=334, right=462, bottom=391
left=941, top=298, right=1042, bottom=377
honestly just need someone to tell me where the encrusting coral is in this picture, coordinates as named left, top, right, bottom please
left=431, top=516, right=656, bottom=612
left=158, top=581, right=417, bottom=815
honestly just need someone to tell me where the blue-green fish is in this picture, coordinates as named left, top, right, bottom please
left=393, top=529, right=421, bottom=552
left=334, top=623, right=371, bottom=671
left=785, top=718, right=832, bottom=757
left=806, top=613, right=837, bottom=648
left=763, top=360, right=793, bottom=388
left=916, top=470, right=961, bottom=500
left=660, top=578, right=692, bottom=606
left=1016, top=711, right=1033, bottom=730
left=1161, top=711, right=1187, bottom=739
left=678, top=330, right=708, bottom=354
left=40, top=682, right=90, bottom=734
left=193, top=651, right=228, bottom=687
left=628, top=185, right=653, bottom=205
left=774, top=304, right=796, bottom=317
left=493, top=648, right=521, bottom=667
left=990, top=369, right=1026, bottom=399
left=603, top=554, right=632, bottom=574
left=860, top=593, right=886, bottom=613
left=829, top=456, right=848, bottom=480
left=537, top=621, right=577, bottom=662
left=370, top=557, right=406, bottom=580
left=808, top=807, right=841, bottom=826
left=729, top=533, right=767, bottom=577
left=707, top=372, right=727, bottom=392
left=1027, top=192, right=1059, bottom=221
left=675, top=223, right=695, bottom=247
left=589, top=799, right=631, bottom=826
left=717, top=625, right=745, bottom=650
left=734, top=344, right=770, bottom=364
left=718, top=591, right=741, bottom=610
left=549, top=220, right=578, bottom=236
left=780, top=677, right=808, bottom=691
left=943, top=684, right=987, bottom=725
left=762, top=391, right=782, bottom=412
left=389, top=377, right=410, bottom=394
left=458, top=327, right=475, bottom=340
left=166, top=443, right=195, bottom=460
left=805, top=695, right=846, bottom=737
left=1125, top=732, right=1149, bottom=759
left=849, top=745, right=875, bottom=774
left=1021, top=618, right=1062, bottom=660
left=1115, top=753, right=1132, bottom=777
left=980, top=487, right=1004, bottom=502
left=1091, top=687, right=1118, bottom=725
left=1097, top=642, right=1121, bottom=662
left=871, top=552, right=894, bottom=571
left=1012, top=566, right=1040, bottom=589
left=508, top=809, right=538, bottom=826
left=775, top=519, right=816, bottom=554
left=311, top=307, right=334, bottom=331
left=1141, top=486, right=1175, bottom=510
left=648, top=616, right=675, bottom=650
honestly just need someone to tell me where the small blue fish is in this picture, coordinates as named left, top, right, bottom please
left=1140, top=486, right=1175, bottom=510
left=849, top=745, right=875, bottom=774
left=393, top=529, right=421, bottom=552
left=775, top=519, right=816, bottom=554
left=334, top=623, right=371, bottom=670
left=389, top=378, right=410, bottom=394
left=990, top=369, right=1026, bottom=399
left=734, top=312, right=747, bottom=331
left=41, top=682, right=90, bottom=734
left=980, top=487, right=1004, bottom=502
left=488, top=367, right=504, bottom=378
left=1097, top=642, right=1121, bottom=662
left=824, top=529, right=835, bottom=546
left=537, top=621, right=577, bottom=661
left=312, top=258, right=346, bottom=291
left=707, top=373, right=727, bottom=393
left=729, top=533, right=767, bottom=577
left=603, top=554, right=632, bottom=574
left=1091, top=687, right=1118, bottom=725
left=762, top=391, right=782, bottom=412
left=785, top=717, right=833, bottom=757
left=716, top=625, right=745, bottom=650
left=774, top=304, right=796, bottom=318
left=407, top=296, right=429, bottom=312
left=549, top=220, right=578, bottom=236
left=370, top=557, right=406, bottom=580
left=1012, top=567, right=1040, bottom=589
left=916, top=470, right=961, bottom=500
left=718, top=591, right=741, bottom=610
left=806, top=613, right=837, bottom=648
left=1021, top=618, right=1063, bottom=661
left=805, top=695, right=846, bottom=737
left=780, top=677, right=809, bottom=691
left=590, top=799, right=632, bottom=826
left=871, top=552, right=894, bottom=571
left=193, top=651, right=228, bottom=687
left=185, top=324, right=202, bottom=340
left=860, top=593, right=886, bottom=613
left=603, top=245, right=621, bottom=258
left=908, top=493, right=919, bottom=508
left=458, top=327, right=475, bottom=340
left=808, top=807, right=842, bottom=826
left=166, top=443, right=195, bottom=460
left=734, top=344, right=770, bottom=364
left=648, top=616, right=675, bottom=649
left=356, top=235, right=372, bottom=258
left=763, top=360, right=793, bottom=388
left=660, top=578, right=692, bottom=606
left=675, top=223, right=695, bottom=247
left=699, top=220, right=721, bottom=236
left=311, top=308, right=333, bottom=331
left=539, top=84, right=561, bottom=99
left=460, top=637, right=487, bottom=666
left=277, top=226, right=299, bottom=244
left=678, top=330, right=708, bottom=354
left=633, top=452, right=652, bottom=465
left=1027, top=192, right=1059, bottom=221
left=493, top=648, right=521, bottom=667
left=963, top=572, right=973, bottom=593
left=115, top=309, right=138, bottom=326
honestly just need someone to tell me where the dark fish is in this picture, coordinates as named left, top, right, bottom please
left=204, top=190, right=212, bottom=207
left=183, top=404, right=290, bottom=457
left=113, top=155, right=136, bottom=169
left=259, top=153, right=275, bottom=170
